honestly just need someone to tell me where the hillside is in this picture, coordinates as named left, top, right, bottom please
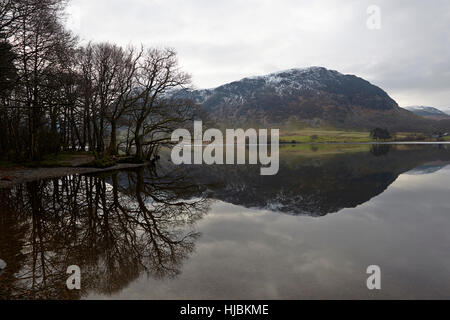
left=180, top=67, right=436, bottom=132
left=405, top=106, right=450, bottom=120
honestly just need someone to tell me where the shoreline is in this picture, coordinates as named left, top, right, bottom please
left=0, top=162, right=151, bottom=189
left=2, top=141, right=449, bottom=188
left=279, top=141, right=450, bottom=145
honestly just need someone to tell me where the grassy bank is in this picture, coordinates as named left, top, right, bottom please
left=279, top=129, right=450, bottom=143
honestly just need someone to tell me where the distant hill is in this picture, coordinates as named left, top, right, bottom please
left=180, top=67, right=436, bottom=132
left=405, top=106, right=450, bottom=120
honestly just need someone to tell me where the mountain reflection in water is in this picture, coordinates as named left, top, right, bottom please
left=1, top=144, right=450, bottom=299
left=187, top=144, right=450, bottom=216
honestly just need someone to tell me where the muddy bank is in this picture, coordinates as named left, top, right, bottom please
left=0, top=162, right=150, bottom=189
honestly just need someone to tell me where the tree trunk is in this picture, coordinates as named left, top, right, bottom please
left=109, top=120, right=117, bottom=155
left=135, top=133, right=143, bottom=161
left=134, top=120, right=144, bottom=161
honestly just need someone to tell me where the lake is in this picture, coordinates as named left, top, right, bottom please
left=1, top=144, right=450, bottom=299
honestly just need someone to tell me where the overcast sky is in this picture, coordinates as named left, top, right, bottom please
left=66, top=0, right=450, bottom=110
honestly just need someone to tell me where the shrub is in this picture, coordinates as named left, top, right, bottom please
left=370, top=128, right=391, bottom=140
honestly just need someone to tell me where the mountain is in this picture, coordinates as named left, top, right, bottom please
left=405, top=106, right=450, bottom=120
left=180, top=67, right=435, bottom=132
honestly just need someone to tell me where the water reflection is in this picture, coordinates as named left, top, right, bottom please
left=1, top=144, right=450, bottom=299
left=0, top=167, right=210, bottom=299
left=189, top=144, right=450, bottom=216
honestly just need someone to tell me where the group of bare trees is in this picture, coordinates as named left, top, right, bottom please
left=0, top=0, right=195, bottom=161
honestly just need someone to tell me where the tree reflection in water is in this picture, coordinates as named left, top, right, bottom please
left=0, top=166, right=210, bottom=299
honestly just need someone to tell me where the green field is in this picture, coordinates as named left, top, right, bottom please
left=280, top=129, right=372, bottom=143
left=279, top=129, right=448, bottom=143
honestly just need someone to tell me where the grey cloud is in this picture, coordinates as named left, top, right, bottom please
left=67, top=0, right=450, bottom=109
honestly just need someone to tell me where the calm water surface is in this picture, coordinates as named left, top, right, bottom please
left=1, top=144, right=450, bottom=299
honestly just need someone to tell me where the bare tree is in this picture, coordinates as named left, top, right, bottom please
left=0, top=0, right=34, bottom=36
left=3, top=0, right=76, bottom=159
left=131, top=48, right=193, bottom=161
left=0, top=3, right=197, bottom=163
left=105, top=45, right=142, bottom=155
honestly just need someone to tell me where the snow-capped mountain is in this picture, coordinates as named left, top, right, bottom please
left=405, top=106, right=450, bottom=120
left=180, top=67, right=432, bottom=131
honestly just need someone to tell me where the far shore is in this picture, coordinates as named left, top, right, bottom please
left=2, top=141, right=450, bottom=188
left=279, top=141, right=450, bottom=145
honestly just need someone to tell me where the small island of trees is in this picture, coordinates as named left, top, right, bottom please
left=370, top=128, right=392, bottom=141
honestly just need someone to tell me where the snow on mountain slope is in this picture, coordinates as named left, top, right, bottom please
left=405, top=106, right=450, bottom=119
left=177, top=67, right=434, bottom=131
